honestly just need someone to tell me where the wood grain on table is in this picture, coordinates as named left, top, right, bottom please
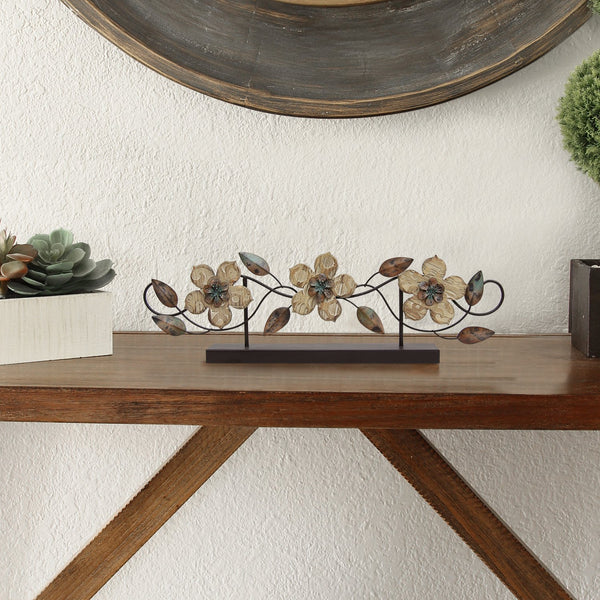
left=0, top=333, right=598, bottom=429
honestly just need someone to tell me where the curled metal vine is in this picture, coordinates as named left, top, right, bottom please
left=145, top=252, right=504, bottom=348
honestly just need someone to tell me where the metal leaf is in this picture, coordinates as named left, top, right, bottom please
left=378, top=257, right=413, bottom=277
left=152, top=279, right=178, bottom=308
left=239, top=252, right=270, bottom=276
left=465, top=271, right=484, bottom=306
left=264, top=307, right=290, bottom=334
left=356, top=306, right=385, bottom=334
left=457, top=326, right=494, bottom=344
left=152, top=314, right=187, bottom=336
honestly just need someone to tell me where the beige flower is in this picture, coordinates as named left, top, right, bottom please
left=184, top=261, right=252, bottom=329
left=398, top=256, right=466, bottom=325
left=289, top=252, right=356, bottom=322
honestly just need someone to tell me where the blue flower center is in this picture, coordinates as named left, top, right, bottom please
left=423, top=285, right=438, bottom=301
left=207, top=282, right=226, bottom=301
left=312, top=278, right=330, bottom=294
left=418, top=278, right=445, bottom=306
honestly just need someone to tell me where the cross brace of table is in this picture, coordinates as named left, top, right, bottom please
left=34, top=426, right=575, bottom=600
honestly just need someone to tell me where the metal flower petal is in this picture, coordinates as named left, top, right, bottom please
left=422, top=255, right=447, bottom=280
left=185, top=290, right=208, bottom=314
left=291, top=289, right=317, bottom=315
left=318, top=298, right=342, bottom=322
left=216, top=261, right=241, bottom=285
left=398, top=269, right=425, bottom=294
left=229, top=285, right=253, bottom=309
left=403, top=296, right=428, bottom=321
left=191, top=264, right=215, bottom=288
left=443, top=275, right=467, bottom=300
left=429, top=299, right=455, bottom=324
left=332, top=274, right=356, bottom=298
left=290, top=263, right=314, bottom=288
left=314, top=253, right=338, bottom=279
left=208, top=305, right=232, bottom=329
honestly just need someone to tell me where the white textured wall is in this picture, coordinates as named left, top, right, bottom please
left=1, top=2, right=600, bottom=598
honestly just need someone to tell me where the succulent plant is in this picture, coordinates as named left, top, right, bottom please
left=8, top=228, right=115, bottom=297
left=0, top=223, right=37, bottom=298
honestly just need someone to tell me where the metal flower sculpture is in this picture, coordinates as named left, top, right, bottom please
left=184, top=261, right=252, bottom=329
left=398, top=256, right=467, bottom=325
left=145, top=252, right=504, bottom=363
left=290, top=252, right=356, bottom=322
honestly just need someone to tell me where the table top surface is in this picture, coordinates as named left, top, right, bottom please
left=1, top=333, right=599, bottom=429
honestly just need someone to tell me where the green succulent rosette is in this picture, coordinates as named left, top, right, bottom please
left=8, top=228, right=115, bottom=296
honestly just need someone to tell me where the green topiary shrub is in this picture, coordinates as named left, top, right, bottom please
left=558, top=49, right=600, bottom=183
left=591, top=0, right=600, bottom=15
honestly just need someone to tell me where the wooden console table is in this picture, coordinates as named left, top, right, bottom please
left=1, top=333, right=598, bottom=600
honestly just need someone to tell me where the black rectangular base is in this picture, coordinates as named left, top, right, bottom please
left=206, top=343, right=440, bottom=364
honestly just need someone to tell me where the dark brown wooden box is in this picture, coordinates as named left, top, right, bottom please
left=569, top=259, right=600, bottom=357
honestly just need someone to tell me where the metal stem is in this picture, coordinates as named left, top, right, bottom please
left=145, top=264, right=505, bottom=342
left=243, top=276, right=249, bottom=348
left=399, top=289, right=404, bottom=347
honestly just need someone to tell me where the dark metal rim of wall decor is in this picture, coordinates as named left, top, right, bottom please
left=60, top=0, right=590, bottom=118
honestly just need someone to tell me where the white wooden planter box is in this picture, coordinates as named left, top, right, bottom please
left=0, top=292, right=112, bottom=365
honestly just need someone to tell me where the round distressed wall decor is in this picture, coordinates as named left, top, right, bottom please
left=60, top=0, right=589, bottom=117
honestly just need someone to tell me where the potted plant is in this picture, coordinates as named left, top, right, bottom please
left=0, top=224, right=115, bottom=365
left=557, top=13, right=600, bottom=357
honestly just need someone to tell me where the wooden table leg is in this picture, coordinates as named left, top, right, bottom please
left=36, top=425, right=256, bottom=600
left=362, top=429, right=575, bottom=600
